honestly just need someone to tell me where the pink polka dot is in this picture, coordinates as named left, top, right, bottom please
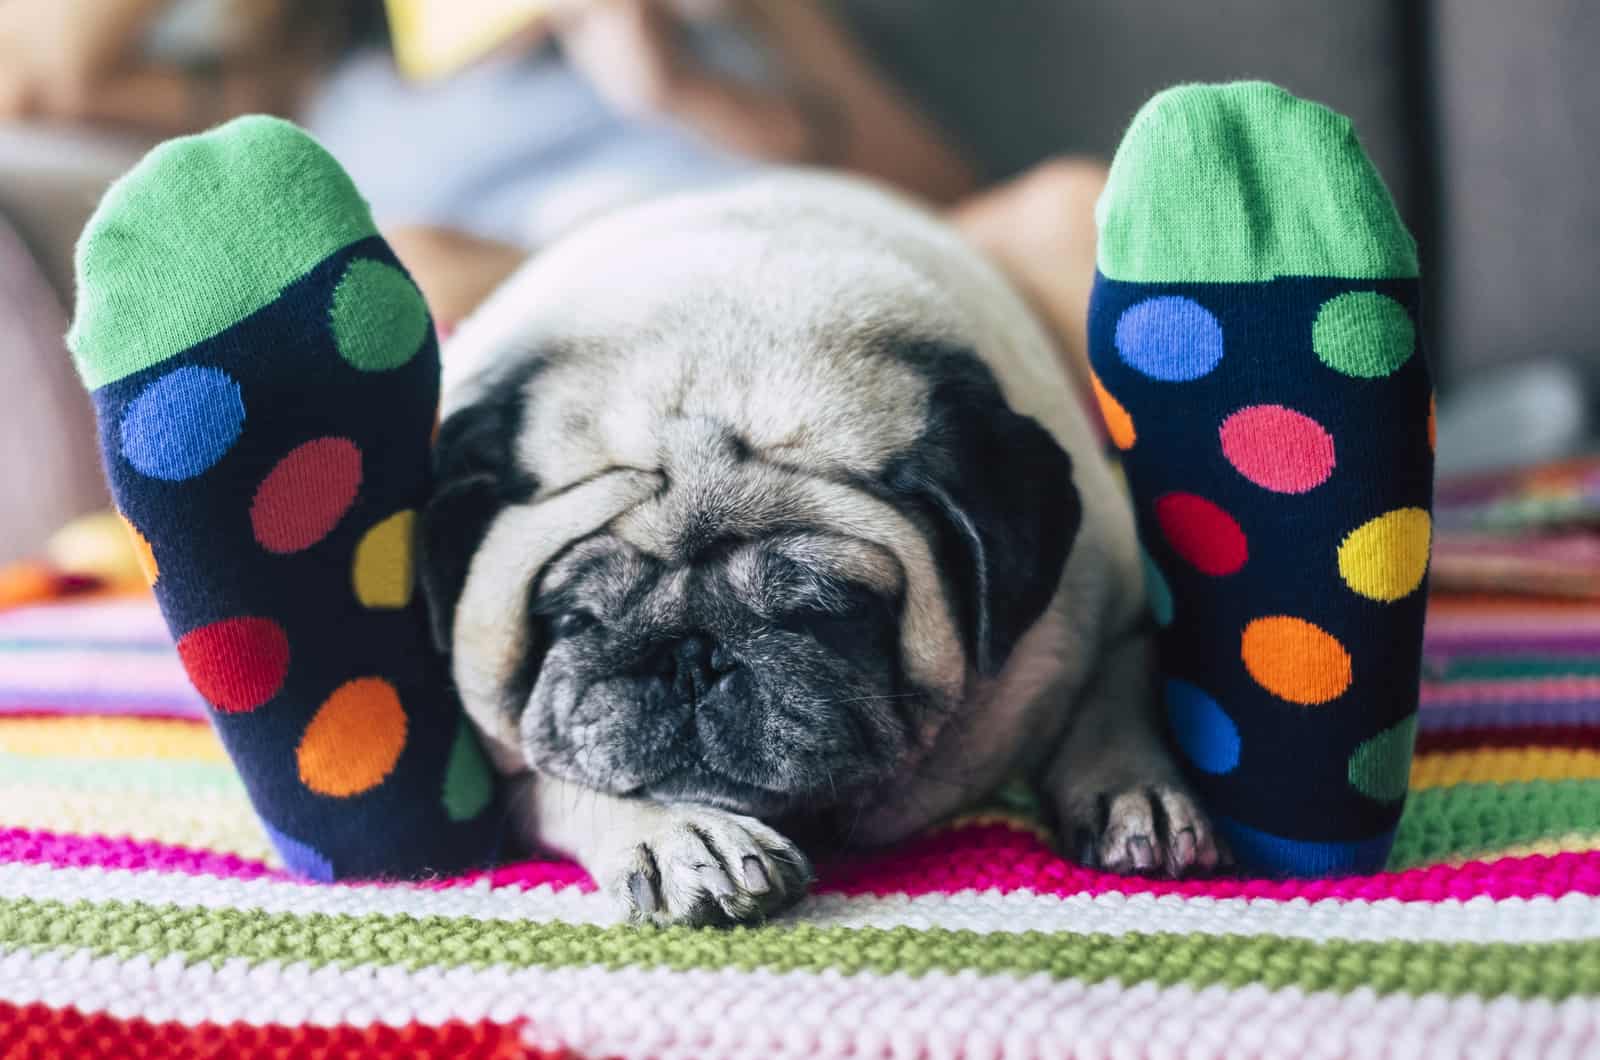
left=1219, top=405, right=1336, bottom=494
left=250, top=438, right=363, bottom=554
left=176, top=617, right=289, bottom=713
left=1155, top=493, right=1248, bottom=576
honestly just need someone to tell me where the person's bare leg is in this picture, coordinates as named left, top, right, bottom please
left=387, top=156, right=1107, bottom=380
left=949, top=157, right=1108, bottom=400
left=384, top=225, right=527, bottom=327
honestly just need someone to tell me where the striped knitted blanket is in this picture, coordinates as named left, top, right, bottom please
left=1, top=591, right=1598, bottom=1058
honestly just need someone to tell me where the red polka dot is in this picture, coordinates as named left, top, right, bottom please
left=250, top=438, right=363, bottom=554
left=1155, top=493, right=1248, bottom=576
left=176, top=617, right=290, bottom=713
left=1219, top=404, right=1336, bottom=494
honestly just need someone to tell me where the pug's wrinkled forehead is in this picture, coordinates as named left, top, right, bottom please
left=508, top=314, right=935, bottom=504
left=536, top=528, right=905, bottom=622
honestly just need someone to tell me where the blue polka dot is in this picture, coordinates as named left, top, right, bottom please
left=119, top=366, right=245, bottom=481
left=1142, top=549, right=1174, bottom=627
left=262, top=821, right=334, bottom=882
left=1115, top=296, right=1224, bottom=381
left=1214, top=816, right=1396, bottom=877
left=1164, top=679, right=1240, bottom=774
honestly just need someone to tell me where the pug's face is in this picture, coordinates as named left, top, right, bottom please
left=520, top=529, right=907, bottom=815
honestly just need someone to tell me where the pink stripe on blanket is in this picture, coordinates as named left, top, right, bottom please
left=8, top=823, right=1600, bottom=905
left=1426, top=613, right=1600, bottom=634
left=814, top=823, right=1600, bottom=903
left=1421, top=677, right=1600, bottom=706
left=0, top=828, right=284, bottom=881
left=0, top=827, right=593, bottom=892
left=0, top=651, right=196, bottom=701
left=0, top=599, right=169, bottom=641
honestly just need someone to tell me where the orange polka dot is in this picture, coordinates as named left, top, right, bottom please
left=1090, top=370, right=1137, bottom=450
left=119, top=514, right=159, bottom=587
left=1240, top=616, right=1352, bottom=706
left=297, top=677, right=408, bottom=797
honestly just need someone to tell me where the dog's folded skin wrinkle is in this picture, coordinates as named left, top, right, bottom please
left=427, top=171, right=1215, bottom=924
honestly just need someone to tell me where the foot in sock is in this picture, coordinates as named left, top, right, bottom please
left=68, top=117, right=501, bottom=880
left=1087, top=83, right=1434, bottom=876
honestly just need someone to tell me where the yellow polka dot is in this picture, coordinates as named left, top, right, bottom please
left=1089, top=370, right=1137, bottom=450
left=1241, top=616, right=1352, bottom=706
left=119, top=514, right=159, bottom=587
left=352, top=510, right=416, bottom=609
left=1338, top=508, right=1432, bottom=603
left=297, top=677, right=408, bottom=797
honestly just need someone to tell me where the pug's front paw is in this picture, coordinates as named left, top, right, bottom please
left=604, top=805, right=812, bottom=927
left=1061, top=782, right=1226, bottom=878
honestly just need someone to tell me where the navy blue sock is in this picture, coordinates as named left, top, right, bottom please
left=1087, top=84, right=1434, bottom=876
left=68, top=117, right=502, bottom=880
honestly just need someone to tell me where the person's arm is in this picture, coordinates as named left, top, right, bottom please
left=557, top=0, right=979, bottom=205
left=743, top=0, right=978, bottom=203
left=8, top=53, right=326, bottom=134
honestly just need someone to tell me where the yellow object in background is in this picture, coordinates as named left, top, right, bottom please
left=47, top=511, right=150, bottom=589
left=385, top=0, right=563, bottom=81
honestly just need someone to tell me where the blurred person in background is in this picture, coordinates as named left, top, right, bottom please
left=0, top=0, right=1112, bottom=565
left=0, top=0, right=370, bottom=562
left=0, top=0, right=360, bottom=132
left=304, top=0, right=1106, bottom=386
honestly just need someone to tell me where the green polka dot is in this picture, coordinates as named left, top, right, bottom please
left=330, top=259, right=430, bottom=372
left=441, top=719, right=493, bottom=822
left=1347, top=713, right=1418, bottom=802
left=1312, top=292, right=1415, bottom=378
left=1141, top=549, right=1174, bottom=627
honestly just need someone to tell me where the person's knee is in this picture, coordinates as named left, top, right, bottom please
left=383, top=224, right=526, bottom=324
left=1013, top=156, right=1110, bottom=225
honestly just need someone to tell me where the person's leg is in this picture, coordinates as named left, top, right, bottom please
left=68, top=117, right=502, bottom=880
left=1087, top=83, right=1433, bottom=876
left=387, top=162, right=1107, bottom=349
left=948, top=157, right=1108, bottom=401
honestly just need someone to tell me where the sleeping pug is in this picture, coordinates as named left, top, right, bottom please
left=420, top=171, right=1220, bottom=925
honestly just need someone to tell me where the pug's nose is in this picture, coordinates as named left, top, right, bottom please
left=667, top=634, right=735, bottom=699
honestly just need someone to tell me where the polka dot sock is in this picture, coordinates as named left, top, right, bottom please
left=1088, top=83, right=1435, bottom=876
left=66, top=117, right=502, bottom=880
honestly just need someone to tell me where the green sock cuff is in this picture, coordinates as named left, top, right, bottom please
left=68, top=116, right=378, bottom=391
left=1095, top=81, right=1419, bottom=283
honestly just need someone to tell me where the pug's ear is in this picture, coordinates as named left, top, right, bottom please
left=418, top=372, right=540, bottom=654
left=885, top=350, right=1081, bottom=676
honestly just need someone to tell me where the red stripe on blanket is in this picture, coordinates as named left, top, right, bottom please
left=0, top=1002, right=561, bottom=1059
left=8, top=823, right=1600, bottom=905
left=815, top=824, right=1600, bottom=903
left=1415, top=725, right=1600, bottom=753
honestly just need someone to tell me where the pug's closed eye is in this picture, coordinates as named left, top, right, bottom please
left=777, top=595, right=873, bottom=629
left=774, top=586, right=895, bottom=655
left=549, top=609, right=599, bottom=640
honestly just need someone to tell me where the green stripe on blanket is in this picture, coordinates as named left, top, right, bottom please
left=3, top=896, right=1599, bottom=1000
